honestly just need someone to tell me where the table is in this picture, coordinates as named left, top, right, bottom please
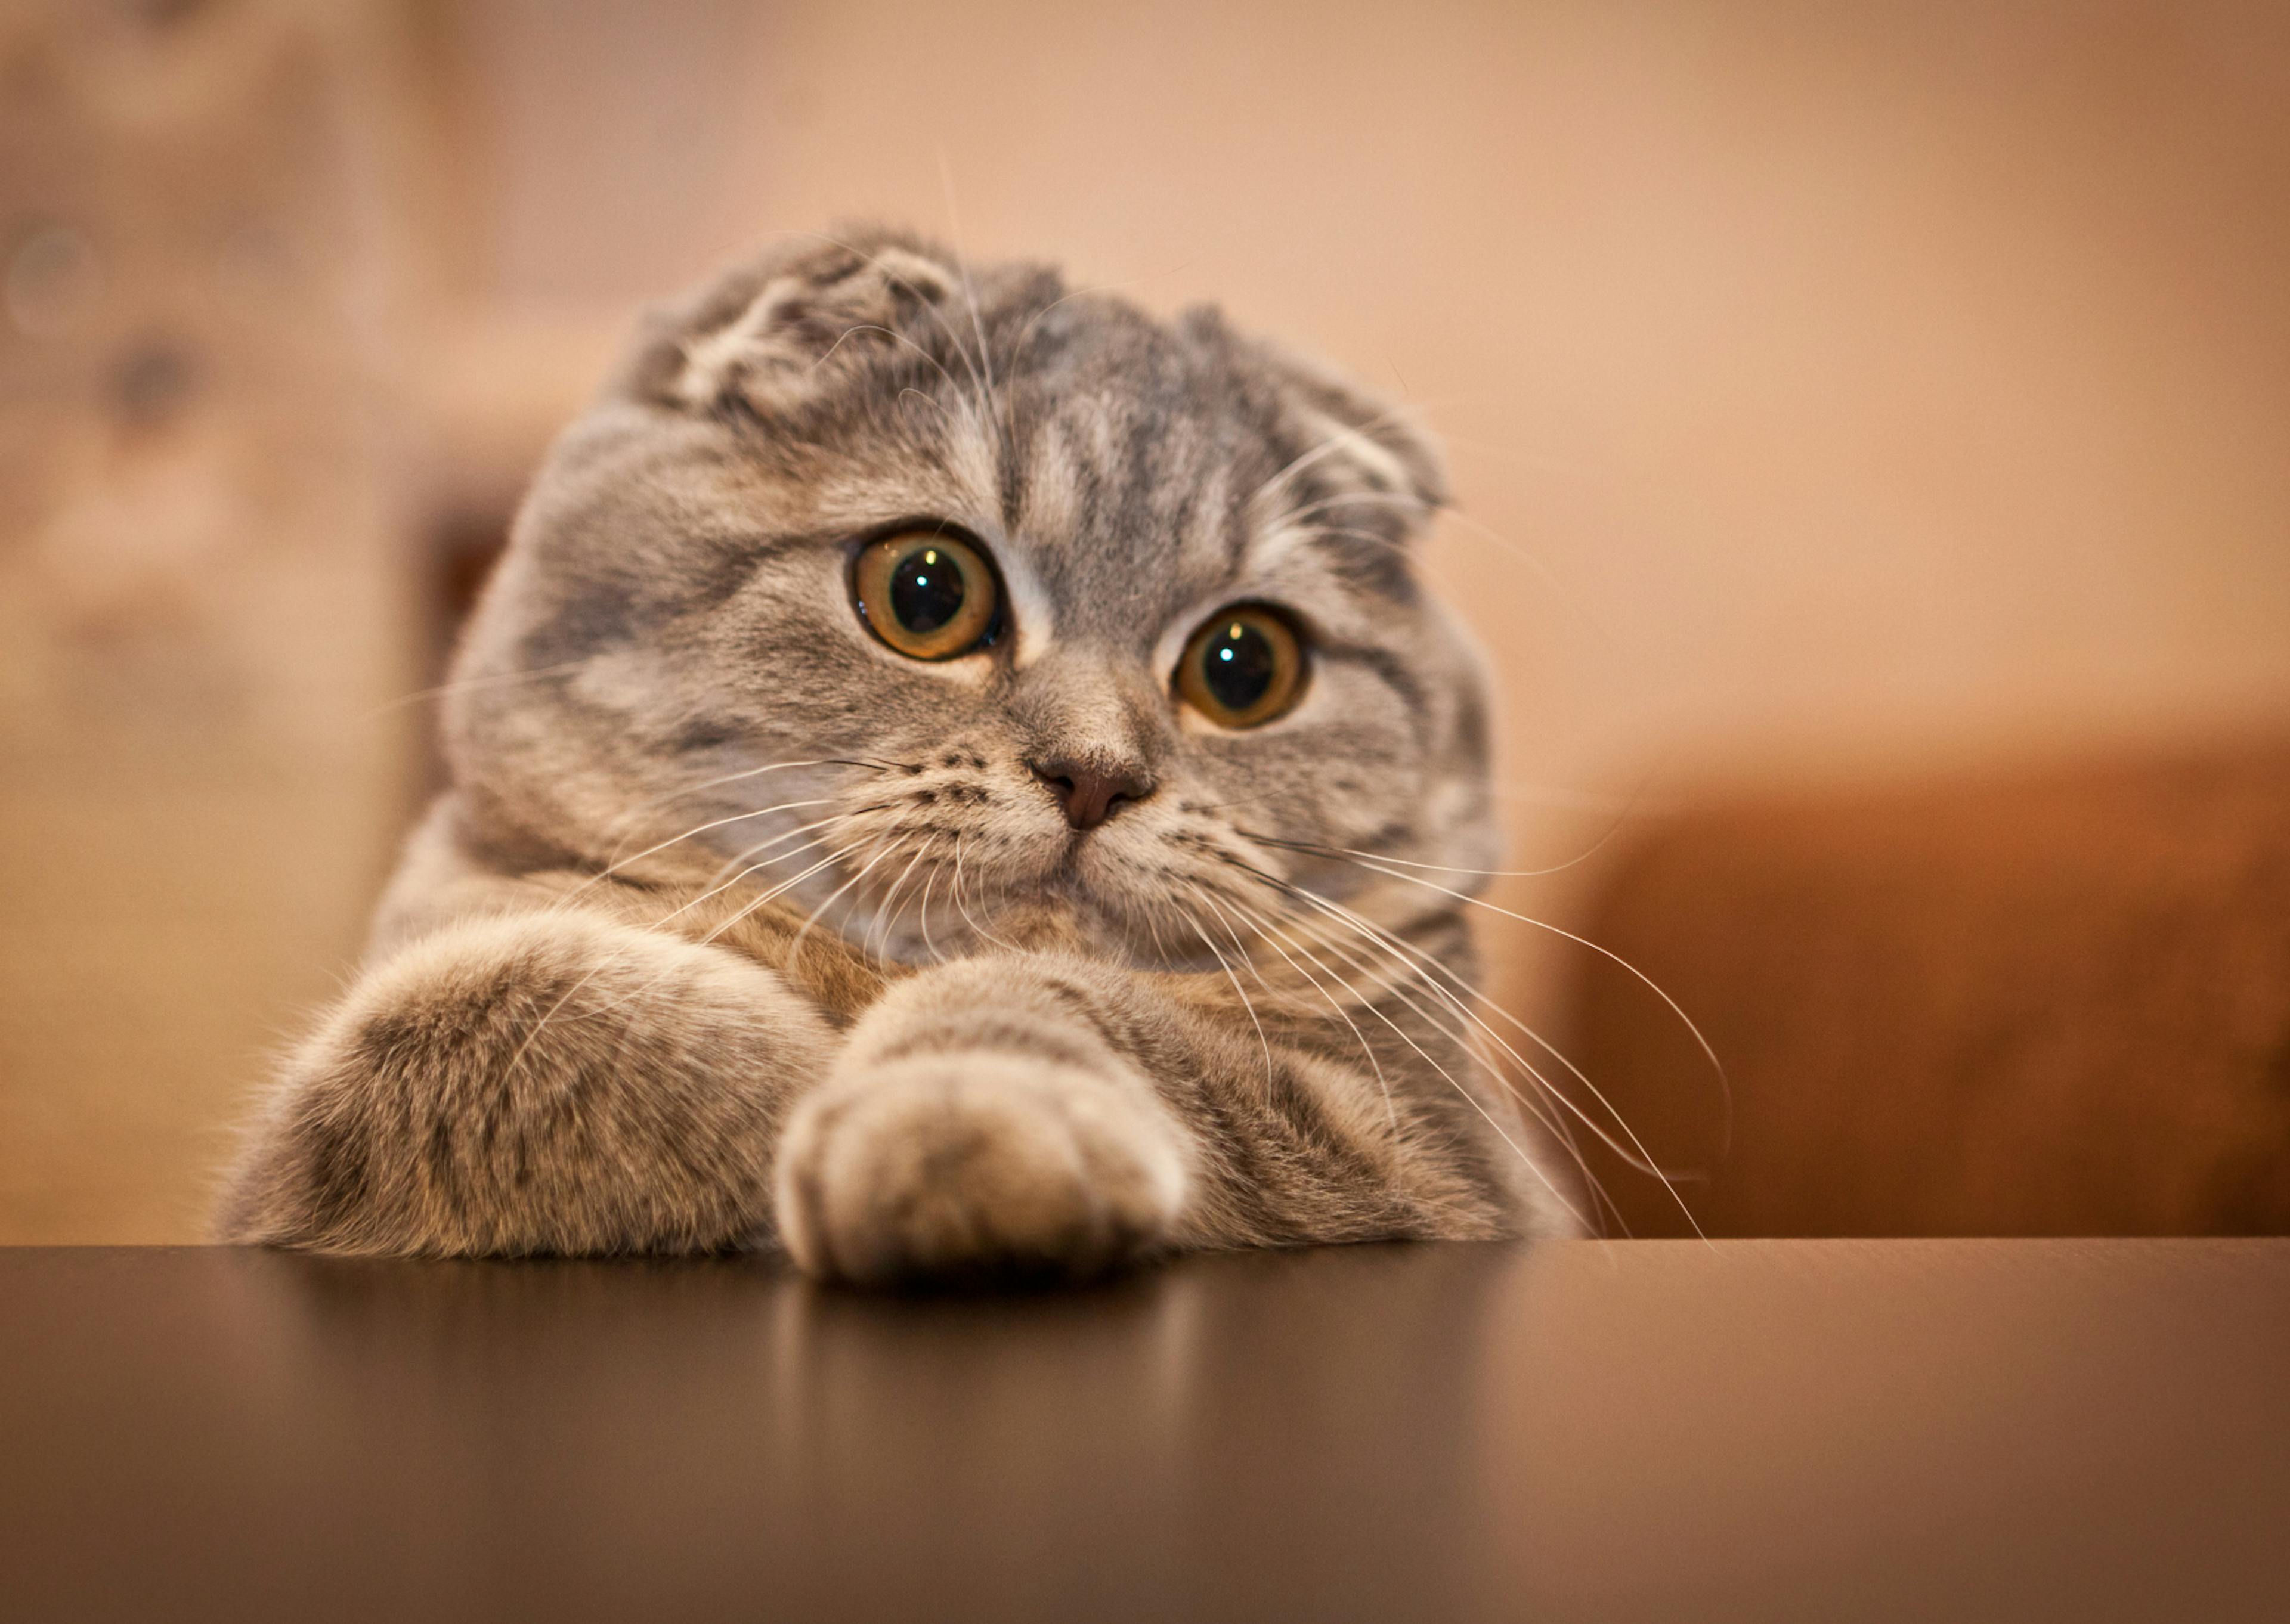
left=4, top=1241, right=2284, bottom=1622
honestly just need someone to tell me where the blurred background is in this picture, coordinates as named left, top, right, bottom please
left=4, top=0, right=2286, bottom=1244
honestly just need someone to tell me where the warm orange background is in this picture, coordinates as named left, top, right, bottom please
left=5, top=0, right=2287, bottom=1241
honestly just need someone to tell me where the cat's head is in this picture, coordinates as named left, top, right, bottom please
left=445, top=227, right=1496, bottom=964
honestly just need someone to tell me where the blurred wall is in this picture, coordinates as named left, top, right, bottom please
left=441, top=0, right=2290, bottom=997
left=4, top=0, right=2288, bottom=1240
left=1, top=2, right=418, bottom=1244
left=447, top=0, right=2290, bottom=770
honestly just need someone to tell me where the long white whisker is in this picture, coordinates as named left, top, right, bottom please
left=1240, top=839, right=1720, bottom=1164
left=657, top=820, right=848, bottom=924
left=1290, top=491, right=1617, bottom=655
left=1217, top=876, right=1589, bottom=1230
left=949, top=835, right=1021, bottom=953
left=1224, top=852, right=1695, bottom=1236
left=811, top=321, right=927, bottom=377
left=553, top=798, right=840, bottom=917
left=785, top=834, right=909, bottom=962
left=692, top=844, right=860, bottom=949
left=496, top=823, right=844, bottom=1074
left=1195, top=875, right=1600, bottom=1234
left=1184, top=882, right=1274, bottom=993
left=543, top=840, right=868, bottom=1044
left=914, top=843, right=945, bottom=964
left=887, top=833, right=946, bottom=963
left=1275, top=899, right=1571, bottom=1148
left=1240, top=855, right=1650, bottom=1157
left=1254, top=830, right=1633, bottom=883
left=1207, top=887, right=1397, bottom=1132
left=614, top=757, right=891, bottom=832
left=1208, top=847, right=1636, bottom=1203
left=1306, top=851, right=1726, bottom=1094
left=1181, top=906, right=1275, bottom=1090
left=1276, top=904, right=1630, bottom=1236
left=864, top=836, right=936, bottom=963
left=361, top=661, right=587, bottom=720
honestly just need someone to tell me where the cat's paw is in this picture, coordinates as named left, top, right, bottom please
left=772, top=1055, right=1189, bottom=1285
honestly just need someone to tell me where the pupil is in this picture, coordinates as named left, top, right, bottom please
left=889, top=547, right=964, bottom=634
left=1204, top=621, right=1274, bottom=711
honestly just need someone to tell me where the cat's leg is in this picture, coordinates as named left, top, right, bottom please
left=773, top=954, right=1517, bottom=1284
left=218, top=909, right=837, bottom=1256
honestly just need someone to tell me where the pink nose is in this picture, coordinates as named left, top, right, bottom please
left=1029, top=758, right=1155, bottom=830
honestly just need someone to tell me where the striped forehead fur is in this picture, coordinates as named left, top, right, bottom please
left=444, top=225, right=1497, bottom=963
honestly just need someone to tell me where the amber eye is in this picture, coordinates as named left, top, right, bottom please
left=852, top=531, right=999, bottom=659
left=1177, top=605, right=1307, bottom=727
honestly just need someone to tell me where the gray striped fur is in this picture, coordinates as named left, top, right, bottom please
left=217, top=227, right=1574, bottom=1279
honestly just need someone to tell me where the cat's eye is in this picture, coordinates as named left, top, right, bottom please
left=1176, top=605, right=1307, bottom=728
left=852, top=531, right=999, bottom=659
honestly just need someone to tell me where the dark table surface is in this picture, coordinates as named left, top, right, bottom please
left=4, top=1239, right=2285, bottom=1623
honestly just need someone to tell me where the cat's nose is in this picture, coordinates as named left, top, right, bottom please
left=1028, top=757, right=1156, bottom=830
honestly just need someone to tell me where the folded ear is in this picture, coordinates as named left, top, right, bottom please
left=623, top=228, right=963, bottom=416
left=1251, top=334, right=1450, bottom=516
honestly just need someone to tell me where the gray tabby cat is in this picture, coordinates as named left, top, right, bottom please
left=218, top=227, right=1580, bottom=1281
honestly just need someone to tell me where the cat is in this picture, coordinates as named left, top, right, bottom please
left=216, top=227, right=1580, bottom=1282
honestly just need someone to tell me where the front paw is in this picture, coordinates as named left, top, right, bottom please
left=772, top=1055, right=1189, bottom=1286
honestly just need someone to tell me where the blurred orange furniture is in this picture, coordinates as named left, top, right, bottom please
left=1562, top=740, right=2290, bottom=1237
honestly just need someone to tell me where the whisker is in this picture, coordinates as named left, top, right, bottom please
left=689, top=816, right=837, bottom=890
left=949, top=835, right=1022, bottom=953
left=1435, top=505, right=1617, bottom=652
left=914, top=841, right=946, bottom=964
left=864, top=836, right=936, bottom=964
left=1275, top=903, right=1630, bottom=1236
left=550, top=798, right=841, bottom=918
left=527, top=839, right=872, bottom=1051
left=1220, top=850, right=1697, bottom=1235
left=1205, top=887, right=1398, bottom=1132
left=889, top=833, right=947, bottom=962
left=1181, top=875, right=1593, bottom=1228
left=1280, top=844, right=1726, bottom=1101
left=692, top=843, right=861, bottom=948
left=997, top=282, right=1122, bottom=439
left=564, top=757, right=896, bottom=911
left=1271, top=896, right=1570, bottom=1145
left=1219, top=878, right=1590, bottom=1231
left=810, top=321, right=928, bottom=377
left=360, top=661, right=588, bottom=721
left=631, top=756, right=899, bottom=823
left=1180, top=905, right=1275, bottom=1090
left=785, top=834, right=910, bottom=962
left=512, top=838, right=865, bottom=1077
left=1282, top=898, right=1603, bottom=1228
left=1245, top=829, right=1629, bottom=884
left=494, top=938, right=636, bottom=1098
left=1183, top=883, right=1274, bottom=993
left=496, top=826, right=849, bottom=1073
left=654, top=819, right=847, bottom=923
left=1275, top=489, right=1611, bottom=646
left=1208, top=848, right=1658, bottom=1214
